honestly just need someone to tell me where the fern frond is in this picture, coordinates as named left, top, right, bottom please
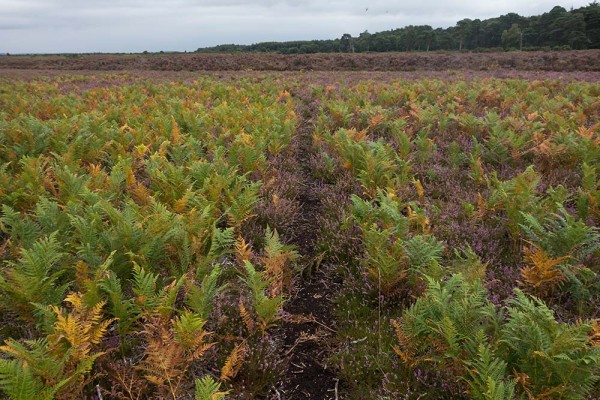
left=242, top=261, right=283, bottom=334
left=261, top=227, right=298, bottom=297
left=220, top=341, right=247, bottom=382
left=520, top=206, right=600, bottom=262
left=186, top=265, right=224, bottom=320
left=172, top=311, right=213, bottom=357
left=500, top=289, right=600, bottom=399
left=99, top=270, right=140, bottom=335
left=137, top=318, right=184, bottom=389
left=0, top=233, right=68, bottom=319
left=362, top=226, right=408, bottom=294
left=195, top=375, right=229, bottom=400
left=49, top=292, right=114, bottom=362
left=235, top=236, right=252, bottom=265
left=520, top=243, right=568, bottom=297
left=0, top=359, right=50, bottom=400
left=239, top=299, right=255, bottom=333
left=403, top=234, right=444, bottom=274
left=465, top=343, right=515, bottom=400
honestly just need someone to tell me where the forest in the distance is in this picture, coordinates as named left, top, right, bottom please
left=196, top=3, right=600, bottom=54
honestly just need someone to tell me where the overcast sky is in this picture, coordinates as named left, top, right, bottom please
left=0, top=0, right=592, bottom=53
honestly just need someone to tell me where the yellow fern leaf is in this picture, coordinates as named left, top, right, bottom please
left=590, top=320, right=600, bottom=347
left=88, top=163, right=102, bottom=178
left=476, top=192, right=487, bottom=217
left=171, top=116, right=181, bottom=143
left=520, top=244, right=568, bottom=297
left=391, top=319, right=417, bottom=367
left=173, top=190, right=193, bottom=214
left=134, top=143, right=149, bottom=159
left=50, top=293, right=114, bottom=361
left=239, top=300, right=254, bottom=333
left=220, top=341, right=247, bottom=381
left=413, top=179, right=424, bottom=204
left=129, top=181, right=151, bottom=206
left=64, top=292, right=85, bottom=310
left=235, top=237, right=252, bottom=265
left=125, top=167, right=136, bottom=187
left=369, top=114, right=385, bottom=129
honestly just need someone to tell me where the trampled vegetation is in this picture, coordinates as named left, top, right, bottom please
left=0, top=75, right=598, bottom=399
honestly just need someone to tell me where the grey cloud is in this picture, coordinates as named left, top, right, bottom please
left=0, top=0, right=591, bottom=53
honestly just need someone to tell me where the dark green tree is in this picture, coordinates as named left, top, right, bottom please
left=455, top=19, right=473, bottom=50
left=340, top=33, right=354, bottom=52
left=502, top=23, right=523, bottom=49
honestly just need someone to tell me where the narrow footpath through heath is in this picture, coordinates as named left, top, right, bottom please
left=274, top=90, right=340, bottom=400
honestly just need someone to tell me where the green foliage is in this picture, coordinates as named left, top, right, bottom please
left=362, top=226, right=409, bottom=294
left=403, top=235, right=445, bottom=277
left=450, top=246, right=488, bottom=283
left=413, top=131, right=436, bottom=164
left=0, top=76, right=300, bottom=399
left=131, top=263, right=185, bottom=319
left=394, top=274, right=499, bottom=368
left=196, top=4, right=600, bottom=53
left=242, top=260, right=284, bottom=334
left=520, top=207, right=600, bottom=308
left=394, top=276, right=600, bottom=400
left=520, top=207, right=600, bottom=262
left=327, top=129, right=410, bottom=197
left=194, top=375, right=229, bottom=400
left=447, top=141, right=467, bottom=169
left=1, top=69, right=600, bottom=400
left=350, top=191, right=410, bottom=237
left=0, top=359, right=52, bottom=400
left=488, top=166, right=541, bottom=237
left=0, top=234, right=69, bottom=320
left=465, top=343, right=516, bottom=400
left=0, top=293, right=111, bottom=400
left=0, top=204, right=42, bottom=248
left=186, top=265, right=225, bottom=320
left=576, top=162, right=599, bottom=219
left=500, top=290, right=600, bottom=399
left=98, top=269, right=140, bottom=336
left=351, top=190, right=444, bottom=293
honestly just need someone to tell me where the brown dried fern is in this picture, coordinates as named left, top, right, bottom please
left=137, top=314, right=214, bottom=399
left=520, top=243, right=568, bottom=297
left=220, top=341, right=248, bottom=382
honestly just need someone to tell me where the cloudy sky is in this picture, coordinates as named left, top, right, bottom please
left=0, top=0, right=592, bottom=53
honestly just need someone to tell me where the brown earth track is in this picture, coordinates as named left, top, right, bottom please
left=272, top=91, right=339, bottom=399
left=0, top=50, right=599, bottom=72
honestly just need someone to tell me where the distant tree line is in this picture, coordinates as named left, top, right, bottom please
left=196, top=4, right=600, bottom=53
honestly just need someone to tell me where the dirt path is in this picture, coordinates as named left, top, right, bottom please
left=273, top=92, right=339, bottom=399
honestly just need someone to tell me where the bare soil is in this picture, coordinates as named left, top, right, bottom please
left=273, top=89, right=339, bottom=399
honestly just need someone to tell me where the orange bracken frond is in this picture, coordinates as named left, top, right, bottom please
left=520, top=244, right=568, bottom=297
left=171, top=116, right=181, bottom=143
left=590, top=320, right=600, bottom=348
left=369, top=114, right=385, bottom=130
left=235, top=236, right=253, bottom=265
left=413, top=179, right=425, bottom=204
left=239, top=299, right=254, bottom=333
left=220, top=341, right=248, bottom=382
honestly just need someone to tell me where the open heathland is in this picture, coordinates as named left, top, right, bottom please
left=1, top=50, right=600, bottom=72
left=0, top=69, right=598, bottom=400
